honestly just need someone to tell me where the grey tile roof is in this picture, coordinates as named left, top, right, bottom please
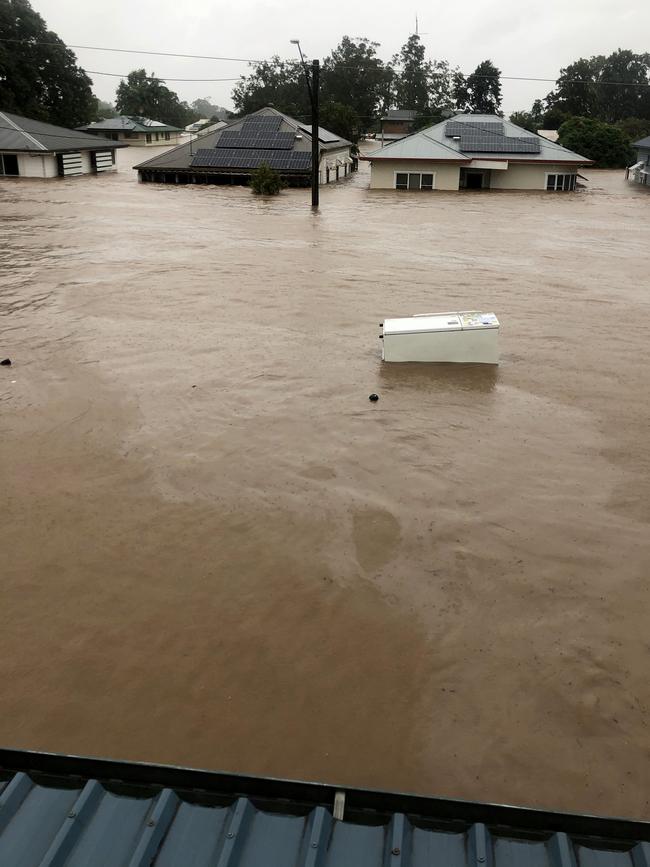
left=366, top=113, right=590, bottom=163
left=77, top=116, right=183, bottom=134
left=0, top=110, right=125, bottom=153
left=633, top=136, right=650, bottom=148
left=383, top=110, right=418, bottom=120
left=134, top=107, right=350, bottom=173
left=2, top=749, right=650, bottom=867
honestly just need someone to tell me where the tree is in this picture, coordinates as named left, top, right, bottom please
left=232, top=57, right=309, bottom=118
left=0, top=0, right=96, bottom=126
left=319, top=101, right=359, bottom=143
left=509, top=111, right=538, bottom=132
left=391, top=35, right=431, bottom=115
left=250, top=161, right=285, bottom=195
left=558, top=116, right=635, bottom=167
left=544, top=51, right=650, bottom=123
left=453, top=61, right=502, bottom=114
left=617, top=117, right=650, bottom=144
left=94, top=99, right=118, bottom=120
left=191, top=97, right=228, bottom=119
left=322, top=37, right=391, bottom=123
left=115, top=69, right=198, bottom=127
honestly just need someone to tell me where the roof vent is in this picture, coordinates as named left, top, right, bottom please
left=295, top=134, right=303, bottom=140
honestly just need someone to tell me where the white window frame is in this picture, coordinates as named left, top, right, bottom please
left=394, top=170, right=436, bottom=191
left=545, top=172, right=576, bottom=191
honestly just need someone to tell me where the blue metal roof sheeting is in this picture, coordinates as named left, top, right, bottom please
left=2, top=750, right=650, bottom=867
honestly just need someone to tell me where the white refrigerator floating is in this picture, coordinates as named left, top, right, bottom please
left=381, top=311, right=500, bottom=364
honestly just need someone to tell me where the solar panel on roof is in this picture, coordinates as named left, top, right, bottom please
left=241, top=116, right=282, bottom=131
left=459, top=133, right=540, bottom=153
left=190, top=148, right=311, bottom=170
left=445, top=121, right=504, bottom=136
left=216, top=131, right=295, bottom=149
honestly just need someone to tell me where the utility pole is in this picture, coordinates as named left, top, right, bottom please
left=311, top=59, right=319, bottom=208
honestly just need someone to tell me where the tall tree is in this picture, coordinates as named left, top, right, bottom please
left=391, top=35, right=431, bottom=114
left=115, top=70, right=198, bottom=127
left=321, top=37, right=391, bottom=122
left=231, top=57, right=310, bottom=118
left=466, top=60, right=502, bottom=114
left=191, top=97, right=229, bottom=119
left=0, top=0, right=95, bottom=126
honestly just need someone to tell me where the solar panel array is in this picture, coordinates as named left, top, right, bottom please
left=444, top=121, right=540, bottom=153
left=217, top=130, right=295, bottom=149
left=241, top=116, right=282, bottom=131
left=445, top=121, right=504, bottom=136
left=191, top=148, right=311, bottom=171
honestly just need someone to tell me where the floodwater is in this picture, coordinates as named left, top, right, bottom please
left=1, top=146, right=650, bottom=818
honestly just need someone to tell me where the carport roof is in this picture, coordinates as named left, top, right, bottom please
left=0, top=110, right=126, bottom=153
left=2, top=748, right=650, bottom=867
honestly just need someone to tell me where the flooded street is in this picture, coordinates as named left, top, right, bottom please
left=1, top=147, right=649, bottom=818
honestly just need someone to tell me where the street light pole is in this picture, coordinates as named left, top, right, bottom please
left=290, top=39, right=319, bottom=208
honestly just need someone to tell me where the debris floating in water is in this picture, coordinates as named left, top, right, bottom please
left=369, top=393, right=379, bottom=402
left=0, top=358, right=11, bottom=366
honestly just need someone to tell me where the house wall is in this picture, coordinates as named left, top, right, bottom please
left=369, top=160, right=461, bottom=190
left=118, top=131, right=182, bottom=147
left=636, top=146, right=650, bottom=165
left=15, top=152, right=59, bottom=177
left=319, top=146, right=352, bottom=184
left=490, top=163, right=578, bottom=190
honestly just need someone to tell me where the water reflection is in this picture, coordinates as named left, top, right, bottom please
left=378, top=361, right=498, bottom=394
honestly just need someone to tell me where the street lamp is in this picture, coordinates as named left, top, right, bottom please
left=290, top=39, right=319, bottom=208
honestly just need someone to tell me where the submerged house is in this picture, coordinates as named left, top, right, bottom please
left=364, top=114, right=590, bottom=191
left=77, top=116, right=183, bottom=147
left=626, top=136, right=650, bottom=186
left=378, top=109, right=417, bottom=143
left=134, top=107, right=354, bottom=187
left=0, top=110, right=125, bottom=178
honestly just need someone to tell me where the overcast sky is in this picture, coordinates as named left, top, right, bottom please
left=34, top=0, right=649, bottom=117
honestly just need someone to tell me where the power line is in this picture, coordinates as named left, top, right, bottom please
left=86, top=70, right=240, bottom=82
left=0, top=38, right=260, bottom=63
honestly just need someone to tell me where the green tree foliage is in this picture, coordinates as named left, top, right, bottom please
left=544, top=50, right=650, bottom=123
left=191, top=97, right=228, bottom=119
left=232, top=57, right=310, bottom=117
left=115, top=70, right=199, bottom=127
left=453, top=60, right=502, bottom=114
left=617, top=117, right=650, bottom=144
left=322, top=37, right=392, bottom=121
left=319, top=101, right=359, bottom=142
left=0, top=0, right=95, bottom=126
left=249, top=161, right=285, bottom=195
left=558, top=116, right=635, bottom=167
left=509, top=111, right=538, bottom=132
left=391, top=35, right=431, bottom=115
left=94, top=99, right=118, bottom=120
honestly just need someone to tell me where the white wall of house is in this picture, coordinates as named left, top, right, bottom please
left=117, top=131, right=182, bottom=147
left=490, top=163, right=577, bottom=190
left=369, top=161, right=461, bottom=190
left=319, top=147, right=352, bottom=184
left=15, top=152, right=59, bottom=177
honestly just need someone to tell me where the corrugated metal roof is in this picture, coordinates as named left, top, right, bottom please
left=2, top=749, right=650, bottom=867
left=0, top=111, right=125, bottom=153
left=77, top=116, right=183, bottom=134
left=366, top=114, right=590, bottom=164
left=633, top=136, right=650, bottom=149
left=383, top=110, right=418, bottom=120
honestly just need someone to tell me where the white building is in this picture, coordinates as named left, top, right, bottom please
left=0, top=110, right=125, bottom=179
left=77, top=116, right=183, bottom=147
left=627, top=136, right=650, bottom=187
left=364, top=114, right=590, bottom=192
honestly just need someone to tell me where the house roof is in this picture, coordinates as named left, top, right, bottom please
left=366, top=114, right=590, bottom=163
left=383, top=109, right=418, bottom=121
left=0, top=110, right=125, bottom=153
left=633, top=136, right=650, bottom=148
left=77, top=116, right=183, bottom=134
left=133, top=107, right=351, bottom=173
left=2, top=748, right=650, bottom=867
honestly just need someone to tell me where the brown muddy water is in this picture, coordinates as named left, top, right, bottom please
left=1, top=147, right=650, bottom=817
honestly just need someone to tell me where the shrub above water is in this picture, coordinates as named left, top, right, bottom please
left=250, top=162, right=285, bottom=195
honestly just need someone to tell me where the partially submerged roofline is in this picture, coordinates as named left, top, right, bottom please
left=1, top=747, right=650, bottom=841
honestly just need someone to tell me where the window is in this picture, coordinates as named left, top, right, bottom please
left=546, top=173, right=576, bottom=191
left=164, top=132, right=170, bottom=141
left=0, top=153, right=19, bottom=176
left=155, top=133, right=160, bottom=141
left=146, top=133, right=152, bottom=143
left=395, top=171, right=435, bottom=191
